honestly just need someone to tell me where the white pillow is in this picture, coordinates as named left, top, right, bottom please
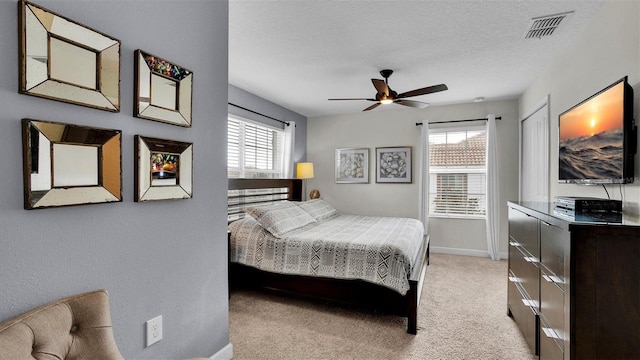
left=245, top=201, right=316, bottom=237
left=297, top=199, right=339, bottom=221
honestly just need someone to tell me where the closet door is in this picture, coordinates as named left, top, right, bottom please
left=521, top=99, right=549, bottom=202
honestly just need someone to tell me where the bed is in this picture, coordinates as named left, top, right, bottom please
left=227, top=178, right=430, bottom=334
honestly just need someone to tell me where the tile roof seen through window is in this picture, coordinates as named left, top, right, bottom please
left=429, top=131, right=486, bottom=167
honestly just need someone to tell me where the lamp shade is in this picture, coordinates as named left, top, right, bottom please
left=296, top=162, right=314, bottom=179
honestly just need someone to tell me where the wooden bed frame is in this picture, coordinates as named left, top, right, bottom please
left=227, top=178, right=430, bottom=334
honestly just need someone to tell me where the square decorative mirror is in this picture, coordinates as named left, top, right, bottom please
left=22, top=119, right=122, bottom=209
left=135, top=136, right=193, bottom=201
left=19, top=1, right=121, bottom=112
left=134, top=50, right=193, bottom=127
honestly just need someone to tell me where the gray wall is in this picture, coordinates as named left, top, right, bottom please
left=229, top=84, right=308, bottom=164
left=0, top=1, right=230, bottom=359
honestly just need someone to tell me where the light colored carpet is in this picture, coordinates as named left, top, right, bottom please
left=229, top=253, right=536, bottom=360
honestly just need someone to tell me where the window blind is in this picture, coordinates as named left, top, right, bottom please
left=228, top=117, right=284, bottom=178
left=428, top=128, right=487, bottom=218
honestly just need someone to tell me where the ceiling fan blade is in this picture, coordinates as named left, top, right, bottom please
left=371, top=79, right=389, bottom=96
left=328, top=98, right=377, bottom=101
left=363, top=103, right=381, bottom=111
left=395, top=99, right=430, bottom=109
left=397, top=84, right=448, bottom=99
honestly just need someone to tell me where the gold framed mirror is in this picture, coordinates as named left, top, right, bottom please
left=135, top=136, right=193, bottom=201
left=18, top=1, right=121, bottom=112
left=22, top=119, right=122, bottom=209
left=134, top=50, right=193, bottom=127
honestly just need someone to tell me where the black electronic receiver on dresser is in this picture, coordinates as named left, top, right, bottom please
left=553, top=196, right=622, bottom=222
left=507, top=201, right=640, bottom=360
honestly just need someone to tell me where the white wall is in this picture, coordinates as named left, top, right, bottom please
left=520, top=0, right=640, bottom=215
left=0, top=1, right=229, bottom=359
left=307, top=99, right=519, bottom=256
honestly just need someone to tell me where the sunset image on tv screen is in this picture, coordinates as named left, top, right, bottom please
left=559, top=81, right=624, bottom=181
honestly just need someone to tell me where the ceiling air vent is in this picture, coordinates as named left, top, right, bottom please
left=523, top=11, right=573, bottom=39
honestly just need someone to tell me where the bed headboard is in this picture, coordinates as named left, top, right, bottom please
left=228, top=178, right=302, bottom=222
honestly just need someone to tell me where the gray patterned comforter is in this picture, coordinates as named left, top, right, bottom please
left=228, top=215, right=424, bottom=295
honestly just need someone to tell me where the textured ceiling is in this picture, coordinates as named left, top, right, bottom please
left=229, top=0, right=606, bottom=117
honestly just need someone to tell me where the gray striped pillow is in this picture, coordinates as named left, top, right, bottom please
left=298, top=199, right=339, bottom=221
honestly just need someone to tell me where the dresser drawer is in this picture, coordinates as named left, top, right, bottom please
left=540, top=267, right=564, bottom=345
left=509, top=275, right=539, bottom=355
left=509, top=207, right=539, bottom=257
left=540, top=317, right=564, bottom=360
left=540, top=219, right=567, bottom=288
left=509, top=244, right=539, bottom=305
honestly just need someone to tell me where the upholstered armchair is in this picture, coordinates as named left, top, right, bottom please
left=0, top=289, right=123, bottom=359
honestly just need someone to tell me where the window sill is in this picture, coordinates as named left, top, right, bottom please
left=429, top=214, right=486, bottom=220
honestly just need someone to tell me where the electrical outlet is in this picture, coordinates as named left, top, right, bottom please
left=146, top=315, right=163, bottom=347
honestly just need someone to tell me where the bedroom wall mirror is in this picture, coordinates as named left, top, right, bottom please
left=134, top=50, right=193, bottom=127
left=135, top=136, right=193, bottom=201
left=22, top=119, right=122, bottom=210
left=19, top=1, right=121, bottom=112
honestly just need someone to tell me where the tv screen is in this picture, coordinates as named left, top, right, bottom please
left=558, top=76, right=636, bottom=184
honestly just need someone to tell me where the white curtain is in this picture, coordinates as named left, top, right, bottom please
left=486, top=114, right=500, bottom=260
left=418, top=123, right=430, bottom=234
left=283, top=121, right=296, bottom=178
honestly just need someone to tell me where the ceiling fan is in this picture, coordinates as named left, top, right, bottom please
left=329, top=69, right=448, bottom=111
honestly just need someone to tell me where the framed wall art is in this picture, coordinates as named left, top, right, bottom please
left=335, top=148, right=369, bottom=184
left=19, top=1, right=121, bottom=112
left=22, top=119, right=122, bottom=209
left=135, top=136, right=193, bottom=201
left=376, top=146, right=412, bottom=183
left=134, top=50, right=193, bottom=127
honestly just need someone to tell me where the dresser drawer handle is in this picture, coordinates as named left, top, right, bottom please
left=542, top=274, right=563, bottom=285
left=541, top=220, right=551, bottom=227
left=541, top=326, right=561, bottom=340
left=523, top=256, right=538, bottom=263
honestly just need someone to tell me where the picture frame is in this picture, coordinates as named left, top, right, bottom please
left=134, top=50, right=193, bottom=127
left=335, top=148, right=369, bottom=183
left=22, top=119, right=122, bottom=209
left=19, top=1, right=121, bottom=112
left=376, top=146, right=412, bottom=183
left=135, top=136, right=193, bottom=201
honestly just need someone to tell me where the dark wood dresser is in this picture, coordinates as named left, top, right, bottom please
left=507, top=201, right=640, bottom=360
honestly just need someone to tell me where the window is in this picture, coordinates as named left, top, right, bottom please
left=429, top=127, right=486, bottom=218
left=228, top=116, right=285, bottom=178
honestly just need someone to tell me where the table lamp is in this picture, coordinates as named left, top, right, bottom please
left=296, top=162, right=318, bottom=200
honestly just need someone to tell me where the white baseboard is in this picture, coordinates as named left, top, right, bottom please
left=209, top=343, right=233, bottom=360
left=431, top=246, right=508, bottom=260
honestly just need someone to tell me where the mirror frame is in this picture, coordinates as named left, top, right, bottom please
left=18, top=0, right=121, bottom=112
left=22, top=119, right=122, bottom=210
left=134, top=50, right=193, bottom=127
left=134, top=136, right=193, bottom=201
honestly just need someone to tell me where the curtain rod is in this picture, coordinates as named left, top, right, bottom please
left=228, top=102, right=290, bottom=126
left=415, top=116, right=502, bottom=126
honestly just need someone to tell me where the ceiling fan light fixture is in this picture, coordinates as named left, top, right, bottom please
left=329, top=69, right=448, bottom=111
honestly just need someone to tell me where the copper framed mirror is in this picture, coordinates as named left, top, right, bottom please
left=22, top=119, right=122, bottom=209
left=135, top=136, right=193, bottom=201
left=134, top=50, right=193, bottom=127
left=19, top=1, right=121, bottom=112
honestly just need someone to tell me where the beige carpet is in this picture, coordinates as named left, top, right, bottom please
left=229, top=253, right=536, bottom=360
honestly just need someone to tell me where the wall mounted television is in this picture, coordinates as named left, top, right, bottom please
left=559, top=76, right=636, bottom=184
